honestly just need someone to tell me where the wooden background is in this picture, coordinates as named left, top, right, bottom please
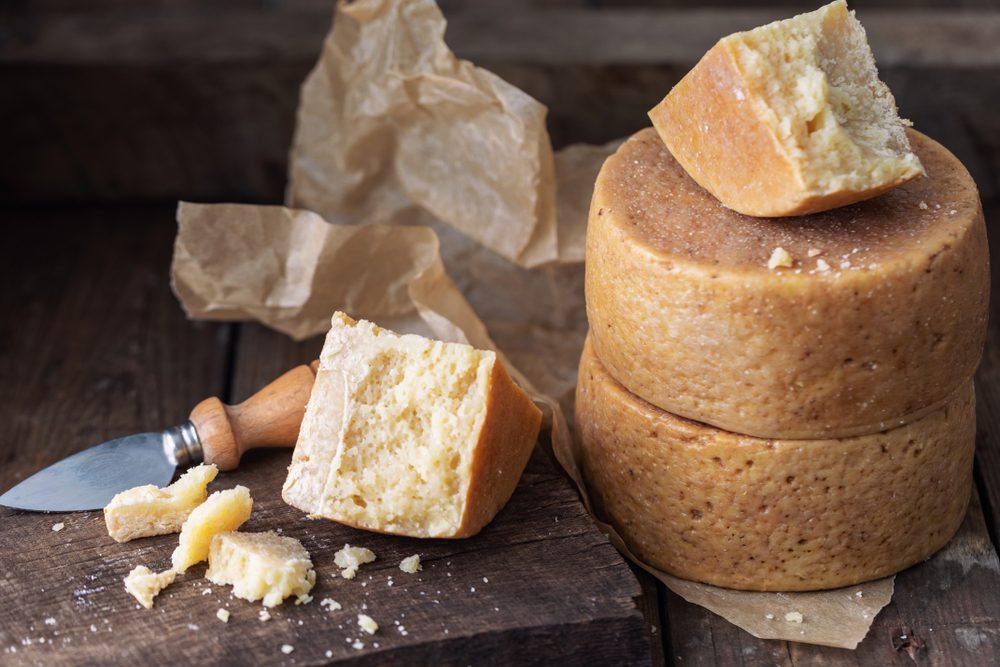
left=2, top=1, right=1000, bottom=665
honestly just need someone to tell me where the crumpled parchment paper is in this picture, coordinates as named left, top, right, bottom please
left=171, top=0, right=895, bottom=649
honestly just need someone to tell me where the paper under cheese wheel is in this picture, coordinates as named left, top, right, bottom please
left=586, top=127, right=988, bottom=439
left=575, top=337, right=973, bottom=591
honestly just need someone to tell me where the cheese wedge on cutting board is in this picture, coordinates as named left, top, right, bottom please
left=282, top=313, right=542, bottom=538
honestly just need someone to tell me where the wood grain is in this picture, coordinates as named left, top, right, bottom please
left=0, top=206, right=230, bottom=494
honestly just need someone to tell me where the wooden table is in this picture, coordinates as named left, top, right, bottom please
left=3, top=2, right=1000, bottom=665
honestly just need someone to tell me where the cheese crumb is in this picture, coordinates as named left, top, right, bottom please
left=280, top=644, right=294, bottom=654
left=123, top=566, right=176, bottom=610
left=767, top=247, right=793, bottom=270
left=216, top=609, right=230, bottom=623
left=258, top=610, right=271, bottom=622
left=335, top=544, right=375, bottom=579
left=352, top=640, right=364, bottom=650
left=807, top=248, right=822, bottom=258
left=785, top=611, right=804, bottom=623
left=51, top=523, right=65, bottom=532
left=171, top=486, right=253, bottom=573
left=815, top=258, right=830, bottom=272
left=399, top=555, right=422, bottom=574
left=201, top=588, right=212, bottom=596
left=320, top=598, right=342, bottom=612
left=325, top=650, right=333, bottom=658
left=358, top=614, right=378, bottom=635
left=919, top=201, right=929, bottom=210
left=855, top=591, right=864, bottom=598
left=205, top=531, right=315, bottom=607
left=765, top=613, right=775, bottom=620
left=104, top=463, right=219, bottom=543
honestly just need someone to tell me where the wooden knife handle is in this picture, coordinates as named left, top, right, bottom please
left=189, top=360, right=321, bottom=471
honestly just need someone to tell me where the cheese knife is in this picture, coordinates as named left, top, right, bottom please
left=0, top=361, right=320, bottom=512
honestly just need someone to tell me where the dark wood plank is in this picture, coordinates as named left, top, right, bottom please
left=974, top=205, right=1000, bottom=549
left=0, top=205, right=231, bottom=494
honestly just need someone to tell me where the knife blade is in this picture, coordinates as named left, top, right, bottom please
left=0, top=361, right=319, bottom=512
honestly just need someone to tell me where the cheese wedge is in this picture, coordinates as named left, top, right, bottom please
left=586, top=127, right=987, bottom=439
left=104, top=464, right=218, bottom=543
left=206, top=531, right=316, bottom=607
left=282, top=313, right=542, bottom=538
left=171, top=486, right=252, bottom=573
left=649, top=1, right=924, bottom=217
left=576, top=337, right=974, bottom=591
left=123, top=565, right=176, bottom=610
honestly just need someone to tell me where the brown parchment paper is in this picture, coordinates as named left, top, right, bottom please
left=171, top=0, right=895, bottom=649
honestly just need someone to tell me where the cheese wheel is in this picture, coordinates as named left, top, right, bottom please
left=586, top=127, right=988, bottom=439
left=575, top=337, right=973, bottom=591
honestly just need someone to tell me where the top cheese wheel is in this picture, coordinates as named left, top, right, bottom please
left=586, top=127, right=988, bottom=440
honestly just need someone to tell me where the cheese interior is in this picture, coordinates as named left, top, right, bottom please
left=104, top=463, right=218, bottom=543
left=283, top=313, right=494, bottom=537
left=123, top=565, right=176, bottom=610
left=171, top=486, right=252, bottom=573
left=206, top=531, right=316, bottom=607
left=730, top=0, right=922, bottom=193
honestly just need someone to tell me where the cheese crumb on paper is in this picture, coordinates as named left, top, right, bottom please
left=51, top=523, right=65, bottom=532
left=785, top=611, right=804, bottom=624
left=216, top=609, right=230, bottom=623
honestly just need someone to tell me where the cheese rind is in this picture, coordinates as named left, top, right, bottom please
left=586, top=127, right=988, bottom=439
left=171, top=486, right=252, bottom=573
left=104, top=464, right=219, bottom=543
left=649, top=1, right=923, bottom=217
left=206, top=531, right=316, bottom=608
left=123, top=565, right=176, bottom=610
left=575, top=338, right=974, bottom=591
left=282, top=313, right=542, bottom=538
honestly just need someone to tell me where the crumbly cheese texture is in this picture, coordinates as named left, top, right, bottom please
left=586, top=127, right=987, bottom=439
left=104, top=464, right=219, bottom=543
left=399, top=555, right=422, bottom=574
left=649, top=0, right=923, bottom=217
left=575, top=339, right=974, bottom=591
left=205, top=531, right=316, bottom=608
left=171, top=486, right=252, bottom=573
left=123, top=565, right=176, bottom=610
left=282, top=312, right=542, bottom=538
left=334, top=544, right=375, bottom=580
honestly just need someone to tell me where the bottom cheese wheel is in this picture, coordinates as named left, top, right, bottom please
left=575, top=337, right=974, bottom=591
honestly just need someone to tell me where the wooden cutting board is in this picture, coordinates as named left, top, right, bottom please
left=0, top=212, right=650, bottom=666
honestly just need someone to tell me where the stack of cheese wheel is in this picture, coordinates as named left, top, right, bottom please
left=576, top=129, right=989, bottom=590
